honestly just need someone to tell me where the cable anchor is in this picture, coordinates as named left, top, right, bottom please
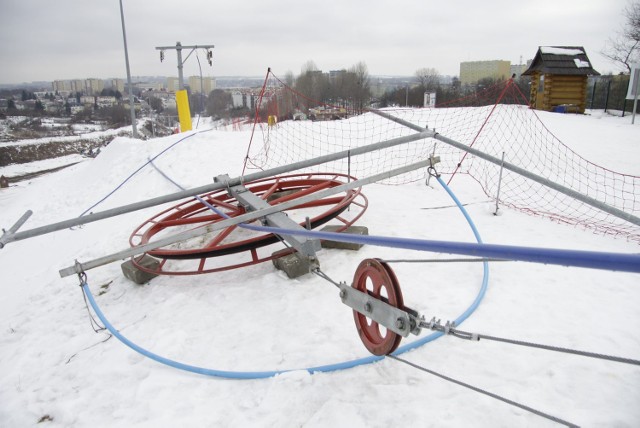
left=427, top=157, right=441, bottom=179
left=75, top=260, right=88, bottom=287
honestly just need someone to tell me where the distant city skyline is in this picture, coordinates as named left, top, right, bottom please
left=0, top=0, right=627, bottom=85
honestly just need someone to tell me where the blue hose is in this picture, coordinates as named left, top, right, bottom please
left=149, top=161, right=640, bottom=273
left=78, top=129, right=209, bottom=218
left=82, top=174, right=490, bottom=378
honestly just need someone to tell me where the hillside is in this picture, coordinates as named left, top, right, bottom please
left=0, top=109, right=639, bottom=427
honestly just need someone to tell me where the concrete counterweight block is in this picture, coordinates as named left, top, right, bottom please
left=320, top=225, right=369, bottom=250
left=121, top=255, right=160, bottom=284
left=272, top=248, right=319, bottom=279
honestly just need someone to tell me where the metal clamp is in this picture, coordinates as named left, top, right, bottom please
left=338, top=283, right=421, bottom=337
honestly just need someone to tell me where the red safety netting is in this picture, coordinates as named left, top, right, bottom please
left=243, top=70, right=640, bottom=242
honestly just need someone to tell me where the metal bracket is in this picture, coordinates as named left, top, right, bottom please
left=220, top=174, right=322, bottom=259
left=0, top=210, right=33, bottom=249
left=338, top=282, right=420, bottom=337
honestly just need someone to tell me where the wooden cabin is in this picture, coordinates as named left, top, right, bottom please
left=522, top=46, right=599, bottom=113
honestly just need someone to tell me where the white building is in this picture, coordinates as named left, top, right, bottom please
left=231, top=91, right=244, bottom=108
left=188, top=76, right=216, bottom=94
left=97, top=96, right=117, bottom=108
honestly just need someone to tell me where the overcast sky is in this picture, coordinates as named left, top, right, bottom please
left=0, top=0, right=629, bottom=84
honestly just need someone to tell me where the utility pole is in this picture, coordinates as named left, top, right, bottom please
left=155, top=42, right=215, bottom=92
left=118, top=0, right=138, bottom=138
left=155, top=42, right=214, bottom=133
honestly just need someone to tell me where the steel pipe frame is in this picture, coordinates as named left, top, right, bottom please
left=3, top=129, right=435, bottom=248
left=369, top=108, right=640, bottom=227
left=58, top=156, right=440, bottom=277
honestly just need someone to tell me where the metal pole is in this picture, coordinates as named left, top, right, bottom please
left=198, top=57, right=204, bottom=115
left=0, top=210, right=32, bottom=248
left=632, top=68, right=640, bottom=125
left=494, top=151, right=505, bottom=215
left=3, top=129, right=435, bottom=247
left=368, top=108, right=640, bottom=227
left=176, top=42, right=184, bottom=90
left=434, top=133, right=640, bottom=226
left=118, top=0, right=138, bottom=139
left=58, top=156, right=440, bottom=277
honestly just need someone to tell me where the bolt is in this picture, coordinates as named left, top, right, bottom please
left=395, top=318, right=406, bottom=330
left=364, top=302, right=372, bottom=313
left=339, top=289, right=347, bottom=299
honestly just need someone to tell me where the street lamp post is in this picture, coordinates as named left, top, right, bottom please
left=118, top=0, right=138, bottom=138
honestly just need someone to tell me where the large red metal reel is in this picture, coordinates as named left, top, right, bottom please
left=352, top=258, right=404, bottom=356
left=130, top=173, right=367, bottom=275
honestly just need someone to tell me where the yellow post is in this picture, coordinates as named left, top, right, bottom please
left=175, top=89, right=192, bottom=132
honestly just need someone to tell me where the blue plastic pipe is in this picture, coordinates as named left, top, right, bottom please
left=148, top=158, right=640, bottom=273
left=81, top=175, right=491, bottom=378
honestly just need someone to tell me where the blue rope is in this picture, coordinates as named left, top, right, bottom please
left=81, top=174, right=491, bottom=378
left=147, top=159, right=640, bottom=273
left=239, top=225, right=640, bottom=273
left=78, top=129, right=210, bottom=218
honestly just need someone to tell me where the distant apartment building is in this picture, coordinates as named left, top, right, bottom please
left=111, top=78, right=125, bottom=93
left=137, top=82, right=163, bottom=92
left=329, top=69, right=346, bottom=83
left=52, top=79, right=104, bottom=95
left=71, top=80, right=85, bottom=93
left=167, top=77, right=180, bottom=92
left=188, top=76, right=216, bottom=94
left=52, top=80, right=71, bottom=92
left=510, top=61, right=532, bottom=79
left=85, top=78, right=105, bottom=95
left=460, top=60, right=511, bottom=85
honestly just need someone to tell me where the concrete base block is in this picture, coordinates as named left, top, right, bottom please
left=272, top=249, right=318, bottom=279
left=121, top=255, right=160, bottom=285
left=320, top=225, right=368, bottom=250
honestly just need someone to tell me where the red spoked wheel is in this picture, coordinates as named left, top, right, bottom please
left=130, top=173, right=368, bottom=275
left=352, top=258, right=404, bottom=356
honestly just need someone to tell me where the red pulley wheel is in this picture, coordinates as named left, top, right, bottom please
left=351, top=258, right=404, bottom=356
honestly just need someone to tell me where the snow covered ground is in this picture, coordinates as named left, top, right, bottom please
left=0, top=154, right=88, bottom=178
left=0, top=109, right=638, bottom=427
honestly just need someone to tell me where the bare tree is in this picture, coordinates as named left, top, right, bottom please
left=349, top=61, right=371, bottom=112
left=415, top=67, right=441, bottom=90
left=294, top=61, right=331, bottom=106
left=602, top=1, right=640, bottom=72
left=283, top=71, right=295, bottom=87
left=301, top=60, right=319, bottom=74
left=206, top=89, right=232, bottom=118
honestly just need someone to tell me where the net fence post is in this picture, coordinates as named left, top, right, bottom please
left=494, top=151, right=506, bottom=216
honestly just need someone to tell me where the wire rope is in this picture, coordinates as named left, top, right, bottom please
left=80, top=168, right=490, bottom=378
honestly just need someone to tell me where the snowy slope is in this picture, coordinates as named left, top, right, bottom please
left=0, top=110, right=639, bottom=427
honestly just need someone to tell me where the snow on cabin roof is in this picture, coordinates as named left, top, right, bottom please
left=574, top=59, right=591, bottom=68
left=522, top=46, right=600, bottom=76
left=540, top=47, right=584, bottom=56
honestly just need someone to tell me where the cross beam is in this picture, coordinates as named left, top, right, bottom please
left=155, top=41, right=215, bottom=90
